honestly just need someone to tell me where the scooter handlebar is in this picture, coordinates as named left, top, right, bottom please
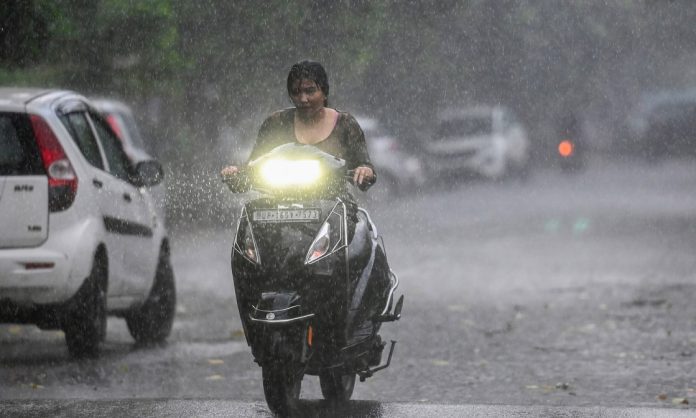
left=221, top=167, right=251, bottom=193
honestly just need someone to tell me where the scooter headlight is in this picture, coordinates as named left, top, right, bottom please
left=305, top=221, right=330, bottom=264
left=304, top=204, right=346, bottom=265
left=260, top=159, right=321, bottom=187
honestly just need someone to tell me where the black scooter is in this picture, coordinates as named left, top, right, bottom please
left=224, top=143, right=403, bottom=415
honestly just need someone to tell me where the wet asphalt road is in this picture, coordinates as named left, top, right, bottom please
left=2, top=157, right=696, bottom=416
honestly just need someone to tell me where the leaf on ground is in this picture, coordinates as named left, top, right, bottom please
left=205, top=374, right=225, bottom=381
left=207, top=359, right=224, bottom=365
left=31, top=383, right=44, bottom=390
left=672, top=398, right=688, bottom=405
left=657, top=393, right=668, bottom=400
left=8, top=326, right=22, bottom=335
left=431, top=359, right=449, bottom=366
left=230, top=329, right=245, bottom=339
left=525, top=385, right=539, bottom=390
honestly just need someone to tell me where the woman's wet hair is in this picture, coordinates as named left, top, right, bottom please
left=287, top=60, right=329, bottom=106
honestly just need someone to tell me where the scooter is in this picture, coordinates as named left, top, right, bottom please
left=223, top=143, right=403, bottom=415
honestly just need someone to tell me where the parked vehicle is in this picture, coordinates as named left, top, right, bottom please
left=424, top=106, right=530, bottom=181
left=556, top=113, right=587, bottom=173
left=223, top=143, right=403, bottom=415
left=91, top=98, right=167, bottom=220
left=355, top=116, right=425, bottom=198
left=0, top=88, right=175, bottom=358
left=626, top=90, right=696, bottom=160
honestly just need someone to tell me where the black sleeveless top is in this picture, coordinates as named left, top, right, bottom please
left=247, top=108, right=375, bottom=174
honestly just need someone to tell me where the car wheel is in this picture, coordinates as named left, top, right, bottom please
left=63, top=253, right=107, bottom=359
left=479, top=155, right=507, bottom=180
left=126, top=245, right=176, bottom=345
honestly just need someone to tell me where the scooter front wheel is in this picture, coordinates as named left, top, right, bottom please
left=319, top=369, right=356, bottom=402
left=262, top=362, right=302, bottom=415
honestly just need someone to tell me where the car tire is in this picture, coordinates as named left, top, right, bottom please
left=63, top=252, right=107, bottom=359
left=126, top=245, right=176, bottom=345
left=479, top=155, right=507, bottom=181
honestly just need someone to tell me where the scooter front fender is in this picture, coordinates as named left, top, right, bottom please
left=249, top=291, right=315, bottom=324
left=248, top=292, right=314, bottom=365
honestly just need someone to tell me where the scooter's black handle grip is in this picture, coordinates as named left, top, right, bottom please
left=346, top=169, right=376, bottom=192
left=221, top=168, right=250, bottom=193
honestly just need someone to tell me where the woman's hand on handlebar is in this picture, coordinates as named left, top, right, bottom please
left=353, top=166, right=374, bottom=185
left=221, top=165, right=240, bottom=178
left=221, top=165, right=250, bottom=192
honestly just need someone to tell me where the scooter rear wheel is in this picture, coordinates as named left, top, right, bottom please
left=319, top=369, right=356, bottom=402
left=262, top=362, right=302, bottom=415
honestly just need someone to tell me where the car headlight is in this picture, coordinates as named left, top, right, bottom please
left=260, top=159, right=321, bottom=187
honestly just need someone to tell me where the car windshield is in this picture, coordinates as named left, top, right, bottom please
left=435, top=116, right=492, bottom=139
left=649, top=102, right=696, bottom=122
left=120, top=112, right=148, bottom=150
left=0, top=113, right=43, bottom=176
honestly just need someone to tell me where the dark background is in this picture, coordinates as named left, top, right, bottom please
left=3, top=0, right=696, bottom=223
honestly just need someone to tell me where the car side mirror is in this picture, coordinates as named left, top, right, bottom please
left=133, top=160, right=164, bottom=187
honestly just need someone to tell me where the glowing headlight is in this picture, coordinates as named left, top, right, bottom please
left=260, top=159, right=321, bottom=186
left=305, top=221, right=331, bottom=264
left=235, top=215, right=260, bottom=264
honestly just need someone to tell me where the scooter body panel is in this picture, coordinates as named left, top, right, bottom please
left=232, top=196, right=391, bottom=373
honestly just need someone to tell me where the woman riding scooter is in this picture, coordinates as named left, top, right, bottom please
left=221, top=60, right=402, bottom=415
left=221, top=60, right=375, bottom=197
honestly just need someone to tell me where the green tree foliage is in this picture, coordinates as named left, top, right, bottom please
left=2, top=0, right=696, bottom=158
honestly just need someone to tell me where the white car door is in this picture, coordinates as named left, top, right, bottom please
left=58, top=106, right=129, bottom=297
left=88, top=110, right=158, bottom=297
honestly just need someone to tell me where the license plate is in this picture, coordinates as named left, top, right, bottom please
left=252, top=208, right=320, bottom=223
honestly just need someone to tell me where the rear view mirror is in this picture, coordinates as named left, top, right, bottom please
left=133, top=160, right=164, bottom=187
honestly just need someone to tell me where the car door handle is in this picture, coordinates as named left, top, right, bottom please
left=93, top=179, right=103, bottom=188
left=123, top=193, right=132, bottom=202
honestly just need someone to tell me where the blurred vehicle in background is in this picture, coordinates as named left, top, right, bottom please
left=424, top=106, right=530, bottom=181
left=625, top=88, right=696, bottom=160
left=0, top=88, right=175, bottom=358
left=556, top=112, right=587, bottom=173
left=355, top=116, right=425, bottom=198
left=91, top=98, right=167, bottom=220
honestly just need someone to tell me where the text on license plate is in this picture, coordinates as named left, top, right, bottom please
left=252, top=209, right=320, bottom=222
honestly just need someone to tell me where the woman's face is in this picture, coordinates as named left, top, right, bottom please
left=290, top=79, right=326, bottom=117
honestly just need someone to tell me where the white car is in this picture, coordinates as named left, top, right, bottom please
left=425, top=106, right=530, bottom=180
left=355, top=116, right=425, bottom=198
left=0, top=88, right=175, bottom=357
left=90, top=98, right=167, bottom=222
